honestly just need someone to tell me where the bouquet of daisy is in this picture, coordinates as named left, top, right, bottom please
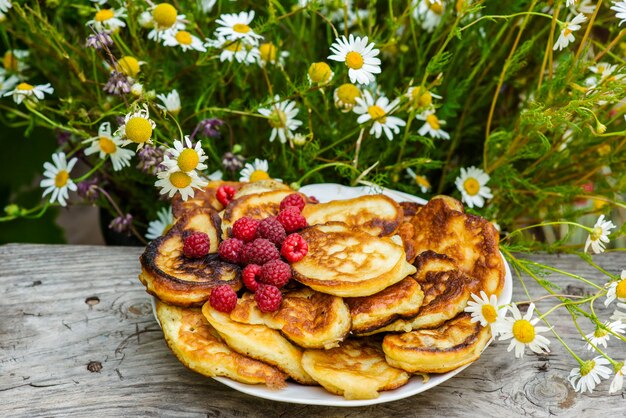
left=1, top=0, right=625, bottom=395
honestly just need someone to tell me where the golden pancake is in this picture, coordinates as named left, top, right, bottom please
left=399, top=201, right=423, bottom=223
left=292, top=224, right=416, bottom=297
left=301, top=339, right=410, bottom=400
left=383, top=313, right=492, bottom=374
left=155, top=301, right=287, bottom=388
left=172, top=181, right=242, bottom=217
left=139, top=208, right=242, bottom=307
left=301, top=195, right=402, bottom=237
left=230, top=288, right=351, bottom=349
left=346, top=277, right=424, bottom=336
left=202, top=302, right=316, bottom=385
left=233, top=179, right=293, bottom=198
left=407, top=196, right=504, bottom=295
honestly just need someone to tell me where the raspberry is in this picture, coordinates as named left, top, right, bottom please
left=308, top=195, right=319, bottom=204
left=277, top=206, right=308, bottom=233
left=242, top=264, right=262, bottom=292
left=183, top=232, right=210, bottom=258
left=209, top=285, right=238, bottom=313
left=216, top=185, right=236, bottom=207
left=241, top=238, right=280, bottom=265
left=259, top=259, right=292, bottom=288
left=280, top=193, right=306, bottom=212
left=218, top=238, right=244, bottom=264
left=257, top=217, right=286, bottom=246
left=232, top=217, right=260, bottom=242
left=281, top=233, right=309, bottom=263
left=255, top=284, right=283, bottom=312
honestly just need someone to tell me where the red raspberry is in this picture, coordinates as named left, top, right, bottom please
left=255, top=284, right=283, bottom=312
left=183, top=232, right=210, bottom=258
left=241, top=238, right=280, bottom=265
left=280, top=193, right=306, bottom=212
left=216, top=185, right=236, bottom=207
left=259, top=259, right=292, bottom=288
left=281, top=233, right=308, bottom=263
left=218, top=238, right=244, bottom=264
left=308, top=195, right=319, bottom=204
left=277, top=207, right=308, bottom=233
left=232, top=217, right=260, bottom=242
left=242, top=264, right=262, bottom=292
left=209, top=285, right=238, bottom=313
left=257, top=217, right=286, bottom=246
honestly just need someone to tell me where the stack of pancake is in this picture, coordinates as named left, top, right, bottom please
left=139, top=180, right=505, bottom=400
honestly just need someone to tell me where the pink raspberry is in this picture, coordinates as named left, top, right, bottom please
left=254, top=284, right=283, bottom=312
left=241, top=238, right=280, bottom=265
left=281, top=233, right=309, bottom=263
left=259, top=259, right=292, bottom=288
left=216, top=185, right=236, bottom=207
left=232, top=217, right=260, bottom=242
left=218, top=238, right=244, bottom=264
left=209, top=285, right=238, bottom=313
left=277, top=207, right=308, bottom=233
left=242, top=264, right=262, bottom=292
left=257, top=217, right=286, bottom=246
left=280, top=193, right=306, bottom=212
left=183, top=232, right=210, bottom=258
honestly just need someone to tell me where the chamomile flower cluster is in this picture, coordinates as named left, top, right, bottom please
left=156, top=136, right=209, bottom=201
left=205, top=11, right=262, bottom=65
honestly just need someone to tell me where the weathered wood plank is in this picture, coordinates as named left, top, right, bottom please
left=0, top=244, right=625, bottom=417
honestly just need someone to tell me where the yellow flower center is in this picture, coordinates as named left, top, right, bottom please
left=345, top=51, right=364, bottom=70
left=426, top=114, right=440, bottom=130
left=590, top=226, right=604, bottom=241
left=99, top=136, right=117, bottom=154
left=336, top=83, right=361, bottom=105
left=411, top=87, right=432, bottom=107
left=428, top=1, right=444, bottom=15
left=116, top=56, right=141, bottom=78
left=563, top=28, right=573, bottom=37
left=268, top=109, right=287, bottom=129
left=250, top=170, right=270, bottom=182
left=308, top=62, right=332, bottom=84
left=125, top=117, right=153, bottom=144
left=580, top=360, right=595, bottom=377
left=17, top=82, right=34, bottom=91
left=177, top=149, right=199, bottom=172
left=170, top=171, right=192, bottom=188
left=463, top=177, right=480, bottom=196
left=55, top=170, right=69, bottom=188
left=482, top=304, right=498, bottom=323
left=616, top=279, right=626, bottom=299
left=225, top=41, right=243, bottom=52
left=593, top=327, right=609, bottom=338
left=95, top=9, right=114, bottom=22
left=233, top=23, right=251, bottom=33
left=367, top=105, right=387, bottom=124
left=596, top=65, right=606, bottom=74
left=512, top=319, right=535, bottom=344
left=153, top=3, right=178, bottom=28
left=259, top=43, right=277, bottom=62
left=415, top=175, right=431, bottom=190
left=3, top=51, right=18, bottom=72
left=175, top=31, right=193, bottom=45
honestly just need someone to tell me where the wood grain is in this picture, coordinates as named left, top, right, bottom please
left=1, top=244, right=625, bottom=417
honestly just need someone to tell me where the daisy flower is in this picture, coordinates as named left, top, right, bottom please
left=326, top=0, right=369, bottom=30
left=40, top=152, right=78, bottom=207
left=215, top=11, right=263, bottom=45
left=328, top=34, right=381, bottom=85
left=0, top=73, right=19, bottom=96
left=0, top=0, right=11, bottom=13
left=307, top=62, right=334, bottom=85
left=258, top=42, right=289, bottom=67
left=568, top=357, right=612, bottom=393
left=464, top=291, right=505, bottom=337
left=205, top=36, right=260, bottom=65
left=553, top=13, right=586, bottom=51
left=416, top=109, right=450, bottom=140
left=406, top=168, right=431, bottom=194
left=148, top=3, right=186, bottom=41
left=406, top=86, right=442, bottom=109
left=162, top=136, right=208, bottom=173
left=258, top=95, right=303, bottom=144
left=155, top=169, right=207, bottom=201
left=498, top=303, right=551, bottom=358
left=145, top=206, right=173, bottom=240
left=239, top=159, right=271, bottom=182
left=412, top=0, right=445, bottom=33
left=156, top=89, right=182, bottom=116
left=610, top=361, right=625, bottom=394
left=584, top=215, right=616, bottom=254
left=130, top=82, right=144, bottom=97
left=2, top=49, right=29, bottom=74
left=353, top=90, right=406, bottom=141
left=605, top=270, right=626, bottom=307
left=115, top=56, right=143, bottom=79
left=83, top=122, right=135, bottom=172
left=162, top=30, right=207, bottom=52
left=86, top=7, right=126, bottom=32
left=589, top=62, right=618, bottom=82
left=454, top=166, right=493, bottom=209
left=117, top=105, right=156, bottom=149
left=584, top=320, right=626, bottom=351
left=5, top=82, right=54, bottom=105
left=612, top=1, right=626, bottom=25
left=334, top=83, right=361, bottom=112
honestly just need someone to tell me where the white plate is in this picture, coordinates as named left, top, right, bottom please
left=151, top=183, right=513, bottom=407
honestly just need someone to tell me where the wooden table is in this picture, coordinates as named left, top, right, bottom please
left=1, top=244, right=624, bottom=417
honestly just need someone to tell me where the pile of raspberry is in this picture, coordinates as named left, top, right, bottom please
left=211, top=193, right=309, bottom=313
